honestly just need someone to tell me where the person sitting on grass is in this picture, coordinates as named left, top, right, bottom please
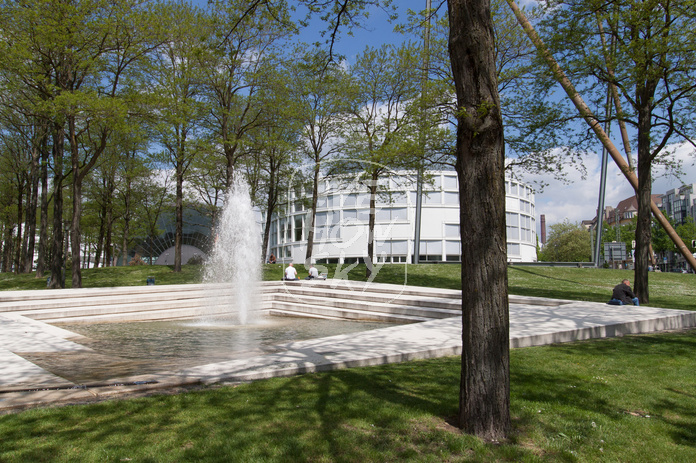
left=608, top=279, right=640, bottom=306
left=305, top=264, right=319, bottom=280
left=283, top=263, right=298, bottom=281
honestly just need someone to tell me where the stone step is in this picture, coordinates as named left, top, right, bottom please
left=277, top=280, right=462, bottom=300
left=274, top=284, right=462, bottom=311
left=268, top=300, right=430, bottom=323
left=43, top=304, right=264, bottom=324
left=14, top=294, right=273, bottom=321
left=270, top=293, right=458, bottom=319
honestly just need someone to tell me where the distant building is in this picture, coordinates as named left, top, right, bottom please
left=662, top=184, right=696, bottom=226
left=267, top=171, right=538, bottom=264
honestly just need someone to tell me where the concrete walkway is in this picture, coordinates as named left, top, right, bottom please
left=1, top=293, right=694, bottom=412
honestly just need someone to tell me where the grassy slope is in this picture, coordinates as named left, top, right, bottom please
left=3, top=263, right=692, bottom=312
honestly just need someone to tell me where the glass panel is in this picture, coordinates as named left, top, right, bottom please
left=316, top=211, right=327, bottom=227
left=444, top=192, right=458, bottom=205
left=443, top=175, right=458, bottom=190
left=444, top=224, right=459, bottom=237
left=392, top=240, right=408, bottom=254
left=424, top=192, right=441, bottom=205
left=376, top=208, right=391, bottom=221
left=445, top=240, right=461, bottom=254
left=507, top=226, right=519, bottom=240
left=391, top=208, right=408, bottom=220
left=343, top=194, right=357, bottom=207
left=343, top=209, right=358, bottom=221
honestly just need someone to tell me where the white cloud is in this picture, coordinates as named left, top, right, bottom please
left=519, top=143, right=696, bottom=230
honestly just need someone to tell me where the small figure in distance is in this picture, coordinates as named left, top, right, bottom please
left=283, top=262, right=298, bottom=281
left=268, top=253, right=276, bottom=264
left=608, top=279, right=640, bottom=306
left=305, top=264, right=319, bottom=280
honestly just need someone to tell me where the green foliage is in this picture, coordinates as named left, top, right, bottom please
left=676, top=221, right=696, bottom=253
left=538, top=220, right=592, bottom=262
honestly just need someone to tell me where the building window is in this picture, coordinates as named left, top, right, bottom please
left=444, top=191, right=458, bottom=205
left=507, top=243, right=520, bottom=256
left=506, top=212, right=519, bottom=240
left=444, top=224, right=459, bottom=238
left=446, top=240, right=461, bottom=261
left=419, top=240, right=443, bottom=261
left=294, top=216, right=303, bottom=242
left=443, top=175, right=458, bottom=190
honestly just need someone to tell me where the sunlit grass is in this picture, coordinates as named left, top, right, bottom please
left=2, top=263, right=693, bottom=311
left=1, top=331, right=695, bottom=462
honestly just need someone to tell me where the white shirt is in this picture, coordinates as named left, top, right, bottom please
left=309, top=266, right=319, bottom=278
left=284, top=266, right=297, bottom=280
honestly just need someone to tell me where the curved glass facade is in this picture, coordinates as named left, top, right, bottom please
left=268, top=171, right=537, bottom=264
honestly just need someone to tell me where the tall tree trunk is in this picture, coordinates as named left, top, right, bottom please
left=175, top=164, right=183, bottom=272
left=366, top=175, right=378, bottom=279
left=262, top=167, right=277, bottom=263
left=49, top=124, right=65, bottom=288
left=36, top=137, right=49, bottom=278
left=448, top=0, right=510, bottom=440
left=634, top=93, right=653, bottom=303
left=71, top=177, right=83, bottom=287
left=94, top=205, right=106, bottom=268
left=69, top=116, right=83, bottom=288
left=14, top=177, right=24, bottom=274
left=105, top=195, right=114, bottom=267
left=23, top=142, right=40, bottom=273
left=2, top=226, right=13, bottom=272
left=305, top=161, right=320, bottom=266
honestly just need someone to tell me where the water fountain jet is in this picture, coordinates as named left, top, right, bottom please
left=203, top=176, right=262, bottom=325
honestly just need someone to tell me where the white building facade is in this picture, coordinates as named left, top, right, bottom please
left=268, top=171, right=537, bottom=264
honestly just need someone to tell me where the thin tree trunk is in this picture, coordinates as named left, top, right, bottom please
left=305, top=164, right=319, bottom=266
left=69, top=116, right=83, bottom=288
left=2, top=226, right=13, bottom=272
left=634, top=96, right=653, bottom=303
left=36, top=137, right=49, bottom=278
left=175, top=164, right=183, bottom=272
left=23, top=144, right=40, bottom=273
left=49, top=124, right=65, bottom=288
left=14, top=177, right=24, bottom=274
left=449, top=0, right=510, bottom=440
left=366, top=175, right=378, bottom=279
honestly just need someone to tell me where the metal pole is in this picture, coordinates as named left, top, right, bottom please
left=413, top=0, right=431, bottom=264
left=593, top=85, right=612, bottom=266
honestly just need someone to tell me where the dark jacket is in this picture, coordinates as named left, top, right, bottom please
left=612, top=283, right=637, bottom=304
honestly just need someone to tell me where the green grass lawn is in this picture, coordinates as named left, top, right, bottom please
left=1, top=331, right=695, bottom=462
left=1, top=264, right=695, bottom=461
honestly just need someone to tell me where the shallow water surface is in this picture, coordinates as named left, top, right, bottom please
left=39, top=316, right=394, bottom=382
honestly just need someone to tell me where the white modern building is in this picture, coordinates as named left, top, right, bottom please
left=268, top=171, right=537, bottom=264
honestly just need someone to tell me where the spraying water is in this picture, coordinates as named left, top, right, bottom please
left=203, top=176, right=262, bottom=324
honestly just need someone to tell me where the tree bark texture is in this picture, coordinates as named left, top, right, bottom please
left=36, top=141, right=49, bottom=278
left=448, top=0, right=510, bottom=440
left=49, top=125, right=65, bottom=288
left=634, top=89, right=654, bottom=304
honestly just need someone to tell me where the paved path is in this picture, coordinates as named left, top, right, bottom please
left=1, top=297, right=694, bottom=412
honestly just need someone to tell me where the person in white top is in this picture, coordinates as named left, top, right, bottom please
left=308, top=264, right=319, bottom=279
left=284, top=263, right=298, bottom=280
